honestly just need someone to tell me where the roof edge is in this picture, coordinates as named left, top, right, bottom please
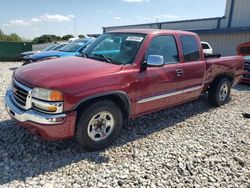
left=103, top=16, right=225, bottom=29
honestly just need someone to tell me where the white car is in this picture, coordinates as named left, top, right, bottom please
left=201, top=41, right=213, bottom=54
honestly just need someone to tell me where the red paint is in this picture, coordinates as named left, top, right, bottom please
left=237, top=42, right=250, bottom=84
left=18, top=111, right=77, bottom=140
left=13, top=29, right=244, bottom=140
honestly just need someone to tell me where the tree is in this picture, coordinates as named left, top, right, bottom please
left=62, top=34, right=74, bottom=41
left=6, top=33, right=22, bottom=42
left=0, top=30, right=23, bottom=42
left=0, top=29, right=5, bottom=41
left=32, top=34, right=62, bottom=44
left=78, top=34, right=86, bottom=39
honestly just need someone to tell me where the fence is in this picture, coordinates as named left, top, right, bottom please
left=0, top=41, right=32, bottom=61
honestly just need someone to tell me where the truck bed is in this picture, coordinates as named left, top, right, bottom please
left=204, top=56, right=244, bottom=87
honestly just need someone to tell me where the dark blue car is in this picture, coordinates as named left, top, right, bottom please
left=22, top=38, right=95, bottom=65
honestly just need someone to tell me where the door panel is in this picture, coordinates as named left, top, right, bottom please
left=180, top=61, right=205, bottom=101
left=135, top=63, right=184, bottom=115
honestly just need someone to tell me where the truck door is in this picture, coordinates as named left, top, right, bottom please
left=178, top=35, right=206, bottom=102
left=135, top=35, right=184, bottom=115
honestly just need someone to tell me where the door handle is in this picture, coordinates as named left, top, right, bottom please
left=176, top=69, right=183, bottom=77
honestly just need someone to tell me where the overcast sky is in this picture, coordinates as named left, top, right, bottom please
left=0, top=0, right=226, bottom=39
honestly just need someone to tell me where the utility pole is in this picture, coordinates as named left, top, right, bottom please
left=75, top=16, right=77, bottom=38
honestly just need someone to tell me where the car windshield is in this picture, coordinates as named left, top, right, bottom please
left=59, top=40, right=89, bottom=52
left=43, top=44, right=57, bottom=51
left=53, top=44, right=67, bottom=50
left=83, top=33, right=146, bottom=65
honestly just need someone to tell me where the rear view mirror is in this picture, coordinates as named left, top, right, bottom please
left=147, top=55, right=164, bottom=67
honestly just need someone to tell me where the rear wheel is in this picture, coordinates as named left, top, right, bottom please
left=208, top=77, right=232, bottom=106
left=75, top=100, right=123, bottom=151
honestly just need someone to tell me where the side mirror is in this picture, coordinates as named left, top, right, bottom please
left=147, top=55, right=164, bottom=67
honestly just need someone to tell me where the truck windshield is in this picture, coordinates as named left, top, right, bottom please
left=84, top=33, right=146, bottom=64
left=59, top=40, right=88, bottom=52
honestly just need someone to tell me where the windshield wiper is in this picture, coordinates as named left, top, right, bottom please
left=92, top=53, right=112, bottom=63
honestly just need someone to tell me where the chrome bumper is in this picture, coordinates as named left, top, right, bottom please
left=5, top=88, right=66, bottom=125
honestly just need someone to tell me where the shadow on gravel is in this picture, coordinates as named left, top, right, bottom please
left=233, top=83, right=250, bottom=91
left=0, top=96, right=212, bottom=185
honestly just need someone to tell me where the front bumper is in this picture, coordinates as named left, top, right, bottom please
left=5, top=88, right=76, bottom=140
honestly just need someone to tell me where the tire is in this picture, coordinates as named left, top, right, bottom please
left=75, top=100, right=123, bottom=151
left=208, top=77, right=232, bottom=106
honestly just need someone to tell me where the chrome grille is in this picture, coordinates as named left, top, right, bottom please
left=12, top=80, right=31, bottom=109
left=244, top=62, right=250, bottom=72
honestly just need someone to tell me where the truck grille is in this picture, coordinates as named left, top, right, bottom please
left=12, top=80, right=31, bottom=109
left=244, top=62, right=250, bottom=72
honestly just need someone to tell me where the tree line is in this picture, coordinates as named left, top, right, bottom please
left=0, top=29, right=24, bottom=42
left=0, top=29, right=85, bottom=44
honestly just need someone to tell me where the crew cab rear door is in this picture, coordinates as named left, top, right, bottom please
left=135, top=34, right=184, bottom=115
left=178, top=35, right=206, bottom=101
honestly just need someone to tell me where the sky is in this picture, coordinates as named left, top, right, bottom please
left=0, top=0, right=227, bottom=40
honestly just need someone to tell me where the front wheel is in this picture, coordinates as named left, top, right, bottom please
left=75, top=100, right=123, bottom=151
left=208, top=77, right=232, bottom=106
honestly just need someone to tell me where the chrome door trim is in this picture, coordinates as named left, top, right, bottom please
left=137, top=85, right=203, bottom=104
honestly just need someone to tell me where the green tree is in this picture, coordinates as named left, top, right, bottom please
left=62, top=34, right=74, bottom=41
left=0, top=29, right=5, bottom=41
left=0, top=30, right=23, bottom=42
left=78, top=34, right=86, bottom=39
left=32, top=34, right=62, bottom=44
left=6, top=33, right=22, bottom=42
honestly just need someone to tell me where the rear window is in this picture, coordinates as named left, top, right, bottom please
left=180, top=35, right=200, bottom=62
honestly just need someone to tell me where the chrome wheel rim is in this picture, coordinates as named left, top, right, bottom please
left=87, top=111, right=115, bottom=142
left=219, top=83, right=228, bottom=101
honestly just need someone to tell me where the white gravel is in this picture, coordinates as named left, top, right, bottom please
left=0, top=61, right=250, bottom=188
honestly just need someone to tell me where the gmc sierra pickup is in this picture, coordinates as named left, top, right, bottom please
left=5, top=29, right=244, bottom=151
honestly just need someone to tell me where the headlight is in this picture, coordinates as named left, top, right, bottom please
left=32, top=88, right=64, bottom=113
left=32, top=88, right=63, bottom=101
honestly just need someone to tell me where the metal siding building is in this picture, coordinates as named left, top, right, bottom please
left=103, top=0, right=250, bottom=56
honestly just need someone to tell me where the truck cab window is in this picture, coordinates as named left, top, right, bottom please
left=180, top=35, right=200, bottom=62
left=146, top=35, right=179, bottom=64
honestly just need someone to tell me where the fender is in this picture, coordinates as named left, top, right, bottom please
left=72, top=90, right=132, bottom=118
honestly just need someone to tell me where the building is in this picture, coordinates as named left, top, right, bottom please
left=103, top=0, right=250, bottom=56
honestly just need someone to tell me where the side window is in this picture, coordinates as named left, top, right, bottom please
left=180, top=35, right=200, bottom=62
left=202, top=43, right=210, bottom=49
left=146, top=35, right=179, bottom=64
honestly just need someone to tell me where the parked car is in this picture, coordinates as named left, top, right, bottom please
left=5, top=29, right=244, bottom=151
left=20, top=43, right=67, bottom=60
left=201, top=41, right=213, bottom=54
left=237, top=42, right=250, bottom=83
left=22, top=39, right=94, bottom=65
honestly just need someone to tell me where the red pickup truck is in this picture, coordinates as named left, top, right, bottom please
left=5, top=29, right=244, bottom=150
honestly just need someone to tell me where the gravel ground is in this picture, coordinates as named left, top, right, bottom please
left=0, top=61, right=250, bottom=188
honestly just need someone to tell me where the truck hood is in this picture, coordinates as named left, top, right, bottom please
left=15, top=56, right=123, bottom=89
left=25, top=51, right=76, bottom=60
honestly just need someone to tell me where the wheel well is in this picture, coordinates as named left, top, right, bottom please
left=211, top=74, right=234, bottom=86
left=75, top=94, right=130, bottom=120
